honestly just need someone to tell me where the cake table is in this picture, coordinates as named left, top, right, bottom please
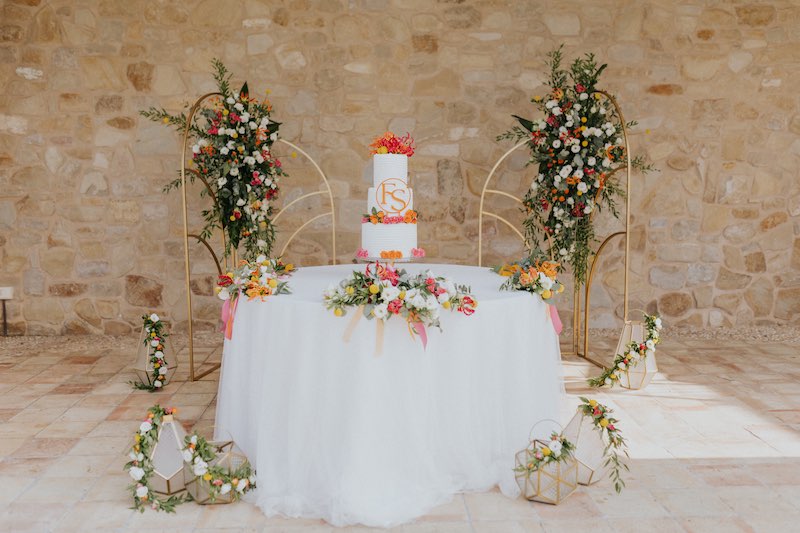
left=214, top=263, right=564, bottom=527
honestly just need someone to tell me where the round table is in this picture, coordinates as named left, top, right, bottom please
left=215, top=263, right=564, bottom=527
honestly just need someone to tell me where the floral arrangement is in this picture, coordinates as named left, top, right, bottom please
left=499, top=46, right=652, bottom=283
left=355, top=248, right=370, bottom=259
left=182, top=434, right=256, bottom=503
left=588, top=313, right=662, bottom=388
left=515, top=432, right=575, bottom=474
left=380, top=250, right=403, bottom=260
left=323, top=262, right=476, bottom=341
left=370, top=131, right=415, bottom=156
left=578, top=397, right=629, bottom=493
left=362, top=207, right=419, bottom=225
left=411, top=248, right=426, bottom=258
left=141, top=59, right=290, bottom=260
left=216, top=255, right=294, bottom=303
left=493, top=256, right=564, bottom=302
left=125, top=405, right=185, bottom=513
left=132, top=314, right=170, bottom=392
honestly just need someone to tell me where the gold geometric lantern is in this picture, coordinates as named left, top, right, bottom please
left=562, top=410, right=608, bottom=485
left=184, top=441, right=251, bottom=505
left=131, top=323, right=177, bottom=389
left=514, top=442, right=578, bottom=505
left=615, top=319, right=658, bottom=390
left=149, top=414, right=188, bottom=495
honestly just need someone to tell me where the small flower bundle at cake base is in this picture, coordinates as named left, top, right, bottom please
left=323, top=261, right=477, bottom=354
left=216, top=256, right=295, bottom=339
left=131, top=314, right=175, bottom=391
left=563, top=398, right=629, bottom=492
left=514, top=430, right=578, bottom=505
left=493, top=255, right=565, bottom=333
left=182, top=434, right=256, bottom=505
left=588, top=313, right=662, bottom=389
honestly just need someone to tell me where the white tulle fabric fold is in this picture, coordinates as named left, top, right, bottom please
left=215, top=264, right=563, bottom=527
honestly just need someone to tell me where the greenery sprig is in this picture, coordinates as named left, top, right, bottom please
left=578, top=397, right=629, bottom=493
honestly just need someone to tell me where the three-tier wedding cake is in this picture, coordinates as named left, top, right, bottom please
left=358, top=133, right=423, bottom=260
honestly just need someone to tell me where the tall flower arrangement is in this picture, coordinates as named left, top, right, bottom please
left=499, top=46, right=652, bottom=283
left=141, top=59, right=287, bottom=260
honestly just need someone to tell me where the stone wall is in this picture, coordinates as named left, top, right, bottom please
left=1, top=0, right=799, bottom=335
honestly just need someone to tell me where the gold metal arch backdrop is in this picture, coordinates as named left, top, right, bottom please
left=179, top=95, right=336, bottom=381
left=477, top=91, right=633, bottom=367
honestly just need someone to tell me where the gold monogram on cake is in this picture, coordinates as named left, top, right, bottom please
left=375, top=178, right=411, bottom=214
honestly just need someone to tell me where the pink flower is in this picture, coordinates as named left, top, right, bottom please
left=411, top=248, right=425, bottom=258
left=387, top=299, right=403, bottom=314
left=356, top=248, right=369, bottom=259
left=575, top=83, right=586, bottom=93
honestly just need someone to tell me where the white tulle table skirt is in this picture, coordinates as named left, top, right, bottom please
left=215, top=263, right=564, bottom=527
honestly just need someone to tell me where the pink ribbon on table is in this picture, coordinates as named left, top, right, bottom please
left=548, top=304, right=563, bottom=335
left=409, top=321, right=428, bottom=350
left=220, top=297, right=239, bottom=340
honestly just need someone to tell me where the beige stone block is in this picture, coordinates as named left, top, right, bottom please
left=681, top=57, right=724, bottom=81
left=40, top=247, right=75, bottom=277
left=24, top=298, right=65, bottom=322
left=151, top=64, right=186, bottom=96
left=80, top=57, right=123, bottom=90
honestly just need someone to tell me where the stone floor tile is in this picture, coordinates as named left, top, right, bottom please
left=14, top=476, right=92, bottom=504
left=651, top=488, right=736, bottom=517
left=52, top=501, right=135, bottom=532
left=12, top=437, right=79, bottom=458
left=464, top=490, right=539, bottom=521
left=608, top=517, right=685, bottom=533
left=540, top=518, right=615, bottom=533
left=679, top=516, right=756, bottom=533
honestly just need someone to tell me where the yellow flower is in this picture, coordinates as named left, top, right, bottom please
left=285, top=263, right=294, bottom=271
left=541, top=289, right=552, bottom=300
left=599, top=418, right=609, bottom=428
left=369, top=284, right=380, bottom=294
left=645, top=129, right=651, bottom=135
left=442, top=300, right=451, bottom=309
left=588, top=399, right=597, bottom=407
left=203, top=473, right=212, bottom=481
left=581, top=117, right=587, bottom=123
left=229, top=215, right=236, bottom=221
left=376, top=146, right=388, bottom=154
left=232, top=132, right=238, bottom=139
left=541, top=446, right=551, bottom=456
left=398, top=291, right=406, bottom=300
left=581, top=140, right=588, bottom=147
left=259, top=221, right=267, bottom=228
left=268, top=278, right=278, bottom=288
left=162, top=117, right=169, bottom=124
left=265, top=89, right=271, bottom=95
left=334, top=308, right=343, bottom=317
left=223, top=109, right=229, bottom=115
left=577, top=191, right=583, bottom=196
left=134, top=434, right=141, bottom=443
left=533, top=95, right=542, bottom=102
left=346, top=286, right=354, bottom=295
left=557, top=285, right=565, bottom=293
left=580, top=125, right=587, bottom=131
left=291, top=151, right=297, bottom=158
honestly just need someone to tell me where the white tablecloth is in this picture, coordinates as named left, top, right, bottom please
left=215, top=263, right=564, bottom=527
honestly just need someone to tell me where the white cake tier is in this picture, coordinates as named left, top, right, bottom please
left=373, top=154, right=408, bottom=187
left=367, top=185, right=414, bottom=215
left=361, top=222, right=418, bottom=258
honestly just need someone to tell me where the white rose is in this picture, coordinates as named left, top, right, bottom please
left=249, top=475, right=256, bottom=484
left=587, top=157, right=596, bottom=166
left=191, top=144, right=200, bottom=154
left=159, top=366, right=168, bottom=375
left=217, top=287, right=230, bottom=301
left=220, top=483, right=232, bottom=495
left=584, top=205, right=593, bottom=214
left=602, top=158, right=611, bottom=168
left=645, top=339, right=655, bottom=349
left=234, top=102, right=244, bottom=111
left=552, top=140, right=561, bottom=149
left=580, top=92, right=588, bottom=100
left=129, top=466, right=145, bottom=481
left=538, top=272, right=554, bottom=290
left=549, top=440, right=563, bottom=454
left=574, top=103, right=582, bottom=111
left=270, top=132, right=278, bottom=141
left=241, top=112, right=250, bottom=121
left=373, top=304, right=389, bottom=320
left=577, top=182, right=588, bottom=193
left=604, top=377, right=612, bottom=385
left=236, top=198, right=246, bottom=207
left=655, top=318, right=663, bottom=329
left=437, top=293, right=450, bottom=304
left=230, top=167, right=239, bottom=176
left=136, top=485, right=148, bottom=498
left=381, top=285, right=400, bottom=302
left=559, top=248, right=568, bottom=256
left=182, top=449, right=193, bottom=463
left=190, top=435, right=198, bottom=445
left=571, top=144, right=580, bottom=153
left=139, top=421, right=152, bottom=433
left=149, top=313, right=159, bottom=322
left=552, top=107, right=562, bottom=116
left=193, top=460, right=208, bottom=477
left=226, top=97, right=234, bottom=104
left=236, top=479, right=249, bottom=492
left=150, top=340, right=159, bottom=347
left=545, top=100, right=556, bottom=109
left=217, top=177, right=227, bottom=187
left=154, top=380, right=162, bottom=388
left=220, top=147, right=229, bottom=155
left=618, top=362, right=626, bottom=370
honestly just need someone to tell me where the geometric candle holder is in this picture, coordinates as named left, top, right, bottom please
left=184, top=441, right=251, bottom=505
left=131, top=323, right=177, bottom=389
left=514, top=441, right=578, bottom=505
left=615, top=319, right=658, bottom=390
left=149, top=414, right=188, bottom=495
left=562, top=409, right=608, bottom=485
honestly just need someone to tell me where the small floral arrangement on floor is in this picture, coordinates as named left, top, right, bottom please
left=183, top=434, right=256, bottom=503
left=588, top=313, right=662, bottom=388
left=493, top=256, right=564, bottom=302
left=362, top=207, right=419, bottom=224
left=578, top=397, right=629, bottom=493
left=125, top=406, right=185, bottom=513
left=141, top=59, right=290, bottom=260
left=132, top=314, right=170, bottom=392
left=515, top=432, right=575, bottom=474
left=370, top=131, right=415, bottom=156
left=323, top=262, right=476, bottom=341
left=216, top=255, right=294, bottom=303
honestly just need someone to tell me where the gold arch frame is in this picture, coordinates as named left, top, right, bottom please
left=476, top=91, right=633, bottom=365
left=180, top=94, right=336, bottom=381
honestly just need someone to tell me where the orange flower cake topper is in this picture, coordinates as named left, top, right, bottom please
left=370, top=131, right=415, bottom=157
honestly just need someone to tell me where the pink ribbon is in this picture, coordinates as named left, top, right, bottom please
left=549, top=304, right=563, bottom=335
left=410, top=321, right=428, bottom=350
left=220, top=297, right=239, bottom=340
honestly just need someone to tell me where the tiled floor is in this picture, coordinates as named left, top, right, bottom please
left=1, top=332, right=799, bottom=532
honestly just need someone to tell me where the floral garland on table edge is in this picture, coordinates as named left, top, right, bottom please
left=515, top=431, right=575, bottom=474
left=370, top=131, right=415, bottom=156
left=125, top=405, right=185, bottom=513
left=132, top=314, right=170, bottom=392
left=492, top=256, right=564, bottom=302
left=588, top=313, right=663, bottom=388
left=216, top=256, right=295, bottom=339
left=578, top=397, right=629, bottom=493
left=498, top=45, right=653, bottom=283
left=183, top=434, right=256, bottom=503
left=323, top=261, right=477, bottom=345
left=141, top=59, right=292, bottom=260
